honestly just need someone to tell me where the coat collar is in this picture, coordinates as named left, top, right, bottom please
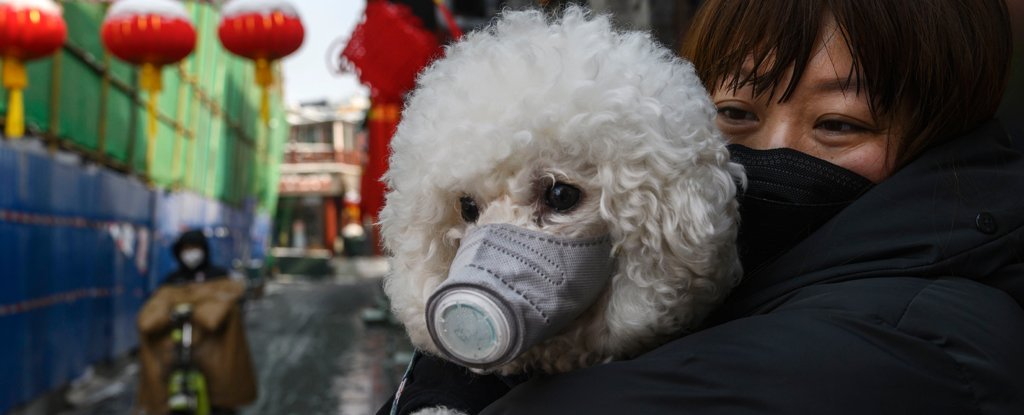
left=706, top=121, right=1024, bottom=326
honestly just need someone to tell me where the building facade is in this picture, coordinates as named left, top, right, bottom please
left=273, top=99, right=368, bottom=257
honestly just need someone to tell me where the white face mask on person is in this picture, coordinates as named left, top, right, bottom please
left=180, top=248, right=205, bottom=270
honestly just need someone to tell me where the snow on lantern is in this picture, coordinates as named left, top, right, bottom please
left=218, top=0, right=304, bottom=125
left=100, top=0, right=196, bottom=171
left=0, top=0, right=67, bottom=139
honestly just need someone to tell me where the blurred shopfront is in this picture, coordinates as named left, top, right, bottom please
left=273, top=99, right=367, bottom=258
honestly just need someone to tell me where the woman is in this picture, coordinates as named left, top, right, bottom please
left=384, top=1, right=1024, bottom=413
left=482, top=0, right=1023, bottom=412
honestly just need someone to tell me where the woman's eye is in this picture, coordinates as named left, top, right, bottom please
left=717, top=107, right=758, bottom=122
left=816, top=119, right=868, bottom=133
left=544, top=182, right=581, bottom=213
left=459, top=196, right=479, bottom=223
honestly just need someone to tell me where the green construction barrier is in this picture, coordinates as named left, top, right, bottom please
left=0, top=1, right=287, bottom=214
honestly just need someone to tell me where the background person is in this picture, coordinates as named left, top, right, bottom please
left=162, top=229, right=230, bottom=285
left=137, top=230, right=257, bottom=415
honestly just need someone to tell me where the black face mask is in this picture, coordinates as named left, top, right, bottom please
left=728, top=145, right=875, bottom=275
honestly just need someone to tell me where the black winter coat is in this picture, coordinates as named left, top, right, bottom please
left=385, top=121, right=1024, bottom=414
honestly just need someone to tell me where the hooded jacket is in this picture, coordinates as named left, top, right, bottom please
left=479, top=122, right=1024, bottom=413
left=164, top=229, right=229, bottom=285
left=381, top=121, right=1024, bottom=414
left=138, top=230, right=257, bottom=413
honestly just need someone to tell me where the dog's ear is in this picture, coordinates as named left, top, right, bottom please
left=379, top=186, right=461, bottom=353
left=596, top=145, right=743, bottom=346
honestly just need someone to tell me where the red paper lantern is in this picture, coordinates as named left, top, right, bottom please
left=0, top=0, right=67, bottom=138
left=101, top=15, right=195, bottom=66
left=100, top=0, right=196, bottom=172
left=218, top=0, right=305, bottom=125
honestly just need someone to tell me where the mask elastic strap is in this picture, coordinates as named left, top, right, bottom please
left=390, top=349, right=423, bottom=415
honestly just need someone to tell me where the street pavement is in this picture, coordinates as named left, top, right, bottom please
left=242, top=276, right=409, bottom=415
left=49, top=259, right=411, bottom=415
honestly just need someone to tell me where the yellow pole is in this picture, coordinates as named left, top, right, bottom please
left=140, top=63, right=162, bottom=174
left=98, top=53, right=111, bottom=156
left=47, top=51, right=63, bottom=154
left=254, top=57, right=273, bottom=126
left=172, top=63, right=187, bottom=186
left=3, top=57, right=27, bottom=139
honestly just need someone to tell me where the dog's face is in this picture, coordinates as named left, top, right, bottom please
left=453, top=157, right=606, bottom=239
left=380, top=8, right=744, bottom=374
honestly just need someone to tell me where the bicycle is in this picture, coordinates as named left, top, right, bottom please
left=166, top=303, right=211, bottom=415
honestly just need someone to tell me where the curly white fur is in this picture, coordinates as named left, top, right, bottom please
left=411, top=407, right=466, bottom=415
left=380, top=7, right=743, bottom=376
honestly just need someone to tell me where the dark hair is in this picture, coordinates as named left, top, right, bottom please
left=682, top=0, right=1013, bottom=167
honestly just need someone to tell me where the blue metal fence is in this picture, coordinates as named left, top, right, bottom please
left=0, top=138, right=267, bottom=414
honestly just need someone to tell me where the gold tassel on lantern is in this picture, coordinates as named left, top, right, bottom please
left=254, top=57, right=273, bottom=126
left=3, top=57, right=27, bottom=139
left=139, top=62, right=162, bottom=170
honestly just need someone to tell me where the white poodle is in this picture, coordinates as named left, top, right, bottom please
left=380, top=7, right=742, bottom=382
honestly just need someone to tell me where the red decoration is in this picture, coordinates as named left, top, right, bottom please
left=0, top=0, right=67, bottom=138
left=0, top=1, right=66, bottom=60
left=341, top=0, right=442, bottom=101
left=359, top=99, right=400, bottom=255
left=217, top=0, right=305, bottom=125
left=342, top=1, right=446, bottom=254
left=100, top=14, right=196, bottom=66
left=218, top=9, right=304, bottom=61
left=100, top=0, right=197, bottom=173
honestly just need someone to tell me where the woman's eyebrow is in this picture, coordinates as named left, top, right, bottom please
left=811, top=77, right=860, bottom=94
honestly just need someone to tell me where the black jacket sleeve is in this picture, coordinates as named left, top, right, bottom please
left=481, top=278, right=1024, bottom=414
left=376, top=352, right=513, bottom=415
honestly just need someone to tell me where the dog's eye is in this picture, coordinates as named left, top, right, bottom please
left=544, top=182, right=581, bottom=213
left=459, top=196, right=480, bottom=223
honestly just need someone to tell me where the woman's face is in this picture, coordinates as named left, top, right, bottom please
left=711, top=24, right=896, bottom=183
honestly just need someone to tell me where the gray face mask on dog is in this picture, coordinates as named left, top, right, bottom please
left=425, top=224, right=614, bottom=369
